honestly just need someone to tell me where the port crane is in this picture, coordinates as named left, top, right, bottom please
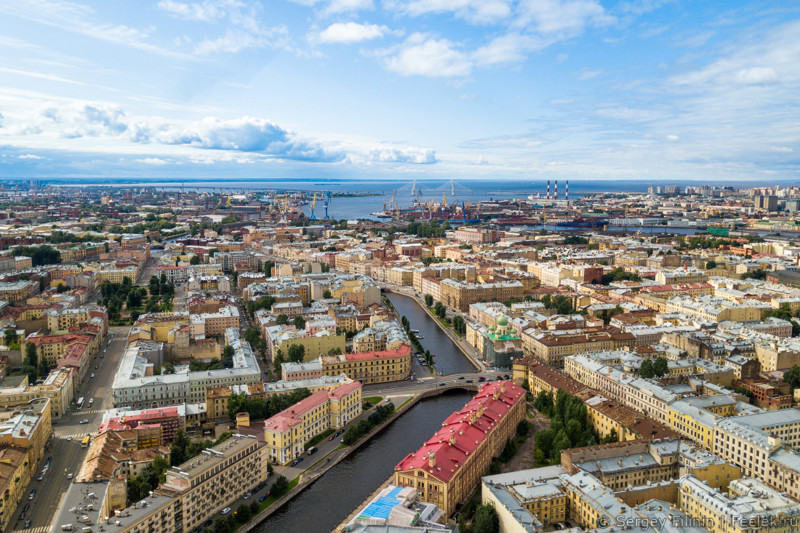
left=309, top=192, right=318, bottom=221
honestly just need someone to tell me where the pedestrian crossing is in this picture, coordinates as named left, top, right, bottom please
left=13, top=526, right=48, bottom=533
left=73, top=408, right=105, bottom=415
left=56, top=432, right=95, bottom=440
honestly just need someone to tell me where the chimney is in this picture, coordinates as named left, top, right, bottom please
left=555, top=180, right=559, bottom=200
left=428, top=451, right=437, bottom=468
left=547, top=180, right=551, bottom=199
left=450, top=433, right=457, bottom=445
left=566, top=180, right=569, bottom=205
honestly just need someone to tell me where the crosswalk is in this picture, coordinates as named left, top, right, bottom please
left=56, top=432, right=94, bottom=440
left=13, top=526, right=48, bottom=533
left=72, top=408, right=105, bottom=415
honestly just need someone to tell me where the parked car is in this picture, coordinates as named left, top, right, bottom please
left=438, top=382, right=446, bottom=386
left=28, top=489, right=36, bottom=500
left=243, top=492, right=252, bottom=500
left=465, top=379, right=473, bottom=383
left=25, top=520, right=31, bottom=528
left=457, top=376, right=465, bottom=380
left=80, top=419, right=89, bottom=424
left=221, top=507, right=231, bottom=515
left=90, top=373, right=95, bottom=379
left=258, top=492, right=269, bottom=503
left=503, top=374, right=510, bottom=380
left=478, top=376, right=486, bottom=382
left=67, top=473, right=73, bottom=479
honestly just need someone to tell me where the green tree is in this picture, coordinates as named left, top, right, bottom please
left=323, top=289, right=332, bottom=299
left=640, top=359, right=655, bottom=379
left=472, top=504, right=500, bottom=533
left=705, top=260, right=717, bottom=270
left=235, top=504, right=251, bottom=523
left=424, top=294, right=433, bottom=307
left=3, top=329, right=18, bottom=346
left=293, top=316, right=306, bottom=330
left=249, top=500, right=259, bottom=516
left=213, top=516, right=231, bottom=533
left=276, top=314, right=289, bottom=325
left=288, top=344, right=305, bottom=363
left=24, top=342, right=38, bottom=368
left=190, top=255, right=201, bottom=265
left=653, top=357, right=669, bottom=377
left=271, top=475, right=289, bottom=497
left=784, top=365, right=800, bottom=389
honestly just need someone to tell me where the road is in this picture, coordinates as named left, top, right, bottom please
left=8, top=327, right=129, bottom=533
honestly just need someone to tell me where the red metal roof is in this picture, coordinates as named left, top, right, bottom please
left=394, top=381, right=525, bottom=483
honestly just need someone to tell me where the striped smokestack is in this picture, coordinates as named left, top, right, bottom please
left=547, top=180, right=550, bottom=199
left=566, top=180, right=569, bottom=205
left=555, top=180, right=558, bottom=200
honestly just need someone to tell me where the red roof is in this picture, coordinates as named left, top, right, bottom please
left=264, top=381, right=363, bottom=433
left=394, top=381, right=525, bottom=483
left=341, top=344, right=412, bottom=362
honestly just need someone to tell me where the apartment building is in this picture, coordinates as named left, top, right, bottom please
left=0, top=280, right=38, bottom=303
left=394, top=381, right=526, bottom=516
left=0, top=368, right=74, bottom=417
left=264, top=381, right=362, bottom=465
left=112, top=329, right=261, bottom=408
left=0, top=398, right=51, bottom=531
left=523, top=327, right=635, bottom=368
left=439, top=278, right=524, bottom=312
left=319, top=344, right=412, bottom=384
left=264, top=324, right=346, bottom=362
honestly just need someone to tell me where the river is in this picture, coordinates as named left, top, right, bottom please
left=384, top=292, right=476, bottom=375
left=254, top=390, right=473, bottom=533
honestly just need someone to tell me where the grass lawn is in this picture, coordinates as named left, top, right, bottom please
left=394, top=397, right=414, bottom=411
left=363, top=396, right=383, bottom=405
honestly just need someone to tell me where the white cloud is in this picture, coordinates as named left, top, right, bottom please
left=513, top=0, right=614, bottom=34
left=369, top=146, right=437, bottom=164
left=138, top=157, right=169, bottom=165
left=17, top=154, right=44, bottom=160
left=158, top=0, right=245, bottom=22
left=383, top=34, right=471, bottom=77
left=0, top=0, right=189, bottom=59
left=288, top=0, right=373, bottom=15
left=735, top=67, right=779, bottom=85
left=473, top=33, right=540, bottom=66
left=666, top=134, right=679, bottom=142
left=388, top=0, right=513, bottom=24
left=317, top=22, right=388, bottom=44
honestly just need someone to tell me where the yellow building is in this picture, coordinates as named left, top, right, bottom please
left=667, top=400, right=717, bottom=451
left=320, top=344, right=412, bottom=384
left=678, top=476, right=800, bottom=533
left=393, top=381, right=526, bottom=516
left=130, top=312, right=189, bottom=343
left=267, top=326, right=346, bottom=363
left=264, top=381, right=362, bottom=465
left=0, top=369, right=73, bottom=418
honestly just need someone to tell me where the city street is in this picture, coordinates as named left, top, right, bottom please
left=8, top=327, right=129, bottom=533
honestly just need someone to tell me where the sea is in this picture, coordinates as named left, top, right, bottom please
left=40, top=177, right=771, bottom=221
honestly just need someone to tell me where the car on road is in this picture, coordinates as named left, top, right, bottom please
left=457, top=376, right=465, bottom=380
left=465, top=379, right=473, bottom=383
left=45, top=457, right=51, bottom=467
left=307, top=446, right=318, bottom=455
left=67, top=473, right=73, bottom=479
left=90, top=373, right=95, bottom=379
left=243, top=492, right=252, bottom=500
left=258, top=492, right=269, bottom=502
left=80, top=419, right=89, bottom=424
left=504, top=374, right=510, bottom=380
left=28, top=489, right=35, bottom=500
left=66, top=436, right=72, bottom=441
left=478, top=376, right=486, bottom=382
left=290, top=457, right=304, bottom=466
left=24, top=520, right=31, bottom=528
left=438, top=382, right=446, bottom=386
left=221, top=507, right=231, bottom=515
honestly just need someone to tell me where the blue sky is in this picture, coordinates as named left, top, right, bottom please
left=0, top=0, right=798, bottom=182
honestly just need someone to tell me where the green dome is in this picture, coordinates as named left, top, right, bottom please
left=497, top=315, right=508, bottom=327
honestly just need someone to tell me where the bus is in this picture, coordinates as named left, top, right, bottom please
left=81, top=435, right=91, bottom=448
left=76, top=397, right=84, bottom=409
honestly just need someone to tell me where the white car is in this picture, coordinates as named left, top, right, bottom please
left=67, top=473, right=73, bottom=479
left=221, top=507, right=231, bottom=515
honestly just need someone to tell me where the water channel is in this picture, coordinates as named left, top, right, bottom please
left=384, top=292, right=476, bottom=375
left=254, top=390, right=473, bottom=533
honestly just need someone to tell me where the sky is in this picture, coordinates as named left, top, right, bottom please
left=0, top=0, right=798, bottom=182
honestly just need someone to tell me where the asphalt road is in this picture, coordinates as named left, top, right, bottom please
left=9, top=327, right=129, bottom=533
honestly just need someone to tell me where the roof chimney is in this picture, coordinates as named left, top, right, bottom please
left=428, top=451, right=437, bottom=468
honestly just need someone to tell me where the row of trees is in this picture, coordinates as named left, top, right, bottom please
left=452, top=315, right=467, bottom=335
left=227, top=387, right=312, bottom=420
left=342, top=402, right=395, bottom=445
left=533, top=389, right=599, bottom=466
left=10, top=245, right=61, bottom=266
left=599, top=268, right=641, bottom=285
left=538, top=294, right=573, bottom=315
left=402, top=220, right=451, bottom=238
left=22, top=342, right=49, bottom=384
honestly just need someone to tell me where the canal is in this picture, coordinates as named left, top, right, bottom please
left=384, top=292, right=475, bottom=375
left=255, top=390, right=473, bottom=533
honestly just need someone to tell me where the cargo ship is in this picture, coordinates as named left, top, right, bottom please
left=556, top=216, right=605, bottom=228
